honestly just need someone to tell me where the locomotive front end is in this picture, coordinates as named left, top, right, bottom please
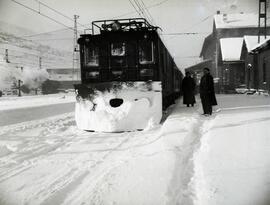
left=74, top=18, right=163, bottom=132
left=74, top=81, right=161, bottom=132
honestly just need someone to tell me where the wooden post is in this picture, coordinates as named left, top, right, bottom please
left=18, top=80, right=22, bottom=97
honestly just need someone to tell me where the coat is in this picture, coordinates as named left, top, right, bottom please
left=199, top=73, right=217, bottom=106
left=182, top=76, right=196, bottom=104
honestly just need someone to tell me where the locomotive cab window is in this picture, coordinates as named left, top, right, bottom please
left=111, top=42, right=126, bottom=56
left=139, top=41, right=154, bottom=64
left=84, top=45, right=99, bottom=67
left=111, top=42, right=127, bottom=67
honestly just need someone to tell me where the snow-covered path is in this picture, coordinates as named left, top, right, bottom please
left=192, top=105, right=270, bottom=205
left=0, top=94, right=270, bottom=205
left=0, top=97, right=206, bottom=205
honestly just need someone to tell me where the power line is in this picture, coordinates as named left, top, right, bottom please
left=19, top=0, right=168, bottom=38
left=115, top=0, right=169, bottom=18
left=21, top=27, right=72, bottom=38
left=138, top=0, right=156, bottom=25
left=0, top=48, right=71, bottom=59
left=182, top=13, right=214, bottom=32
left=164, top=13, right=214, bottom=41
left=36, top=0, right=88, bottom=29
left=128, top=0, right=144, bottom=18
left=10, top=0, right=74, bottom=31
left=162, top=32, right=210, bottom=35
left=26, top=38, right=73, bottom=41
left=132, top=0, right=153, bottom=25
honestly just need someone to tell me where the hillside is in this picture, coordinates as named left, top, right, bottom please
left=0, top=21, right=74, bottom=70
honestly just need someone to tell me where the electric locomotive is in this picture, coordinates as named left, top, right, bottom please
left=74, top=18, right=182, bottom=132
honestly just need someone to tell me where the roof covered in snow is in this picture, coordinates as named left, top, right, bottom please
left=220, top=38, right=243, bottom=61
left=214, top=13, right=269, bottom=29
left=250, top=37, right=270, bottom=53
left=244, top=35, right=270, bottom=52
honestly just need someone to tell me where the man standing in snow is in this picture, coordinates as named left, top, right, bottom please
left=182, top=71, right=196, bottom=107
left=199, top=67, right=217, bottom=115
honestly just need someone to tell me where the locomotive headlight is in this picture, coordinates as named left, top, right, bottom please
left=140, top=69, right=153, bottom=77
left=88, top=71, right=99, bottom=78
left=112, top=71, right=123, bottom=76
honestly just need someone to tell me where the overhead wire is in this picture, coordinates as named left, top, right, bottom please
left=17, top=0, right=168, bottom=39
left=10, top=0, right=74, bottom=31
left=132, top=0, right=153, bottom=25
left=138, top=0, right=156, bottom=25
left=162, top=32, right=210, bottom=35
left=128, top=0, right=144, bottom=18
left=35, top=0, right=88, bottom=29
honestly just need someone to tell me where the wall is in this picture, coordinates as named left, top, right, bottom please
left=257, top=49, right=270, bottom=91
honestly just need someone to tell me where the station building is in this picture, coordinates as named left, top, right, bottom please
left=187, top=12, right=270, bottom=93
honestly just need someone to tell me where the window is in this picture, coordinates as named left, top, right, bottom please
left=111, top=42, right=126, bottom=56
left=84, top=45, right=99, bottom=67
left=139, top=41, right=154, bottom=64
left=86, top=71, right=99, bottom=79
left=111, top=42, right=127, bottom=67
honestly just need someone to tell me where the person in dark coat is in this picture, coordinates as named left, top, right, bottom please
left=182, top=71, right=196, bottom=107
left=199, top=67, right=217, bottom=115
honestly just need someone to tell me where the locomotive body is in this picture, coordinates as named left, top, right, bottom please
left=74, top=18, right=182, bottom=132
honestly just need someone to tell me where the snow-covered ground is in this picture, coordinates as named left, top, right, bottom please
left=0, top=93, right=75, bottom=111
left=0, top=94, right=270, bottom=205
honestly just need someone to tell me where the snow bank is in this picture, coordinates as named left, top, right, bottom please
left=0, top=93, right=75, bottom=111
left=192, top=105, right=270, bottom=205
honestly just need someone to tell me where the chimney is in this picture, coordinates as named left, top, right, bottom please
left=217, top=10, right=221, bottom=14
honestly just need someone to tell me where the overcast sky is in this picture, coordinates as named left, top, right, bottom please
left=0, top=0, right=258, bottom=69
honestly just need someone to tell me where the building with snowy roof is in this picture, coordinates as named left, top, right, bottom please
left=241, top=35, right=270, bottom=89
left=249, top=38, right=270, bottom=92
left=46, top=68, right=80, bottom=89
left=197, top=12, right=270, bottom=93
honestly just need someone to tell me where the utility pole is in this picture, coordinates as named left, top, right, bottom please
left=258, top=0, right=267, bottom=43
left=72, top=15, right=80, bottom=82
left=5, top=49, right=9, bottom=63
left=39, top=57, right=42, bottom=69
left=18, top=67, right=23, bottom=97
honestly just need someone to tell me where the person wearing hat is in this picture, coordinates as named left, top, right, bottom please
left=182, top=71, right=196, bottom=107
left=199, top=67, right=217, bottom=115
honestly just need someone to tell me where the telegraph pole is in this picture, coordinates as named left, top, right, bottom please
left=5, top=49, right=9, bottom=63
left=258, top=0, right=267, bottom=43
left=39, top=57, right=42, bottom=69
left=72, top=15, right=80, bottom=82
left=18, top=67, right=23, bottom=97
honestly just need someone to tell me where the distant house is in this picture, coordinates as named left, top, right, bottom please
left=196, top=12, right=270, bottom=93
left=241, top=35, right=270, bottom=89
left=250, top=38, right=270, bottom=91
left=46, top=68, right=81, bottom=89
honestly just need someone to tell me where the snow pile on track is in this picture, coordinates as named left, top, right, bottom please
left=75, top=82, right=162, bottom=132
